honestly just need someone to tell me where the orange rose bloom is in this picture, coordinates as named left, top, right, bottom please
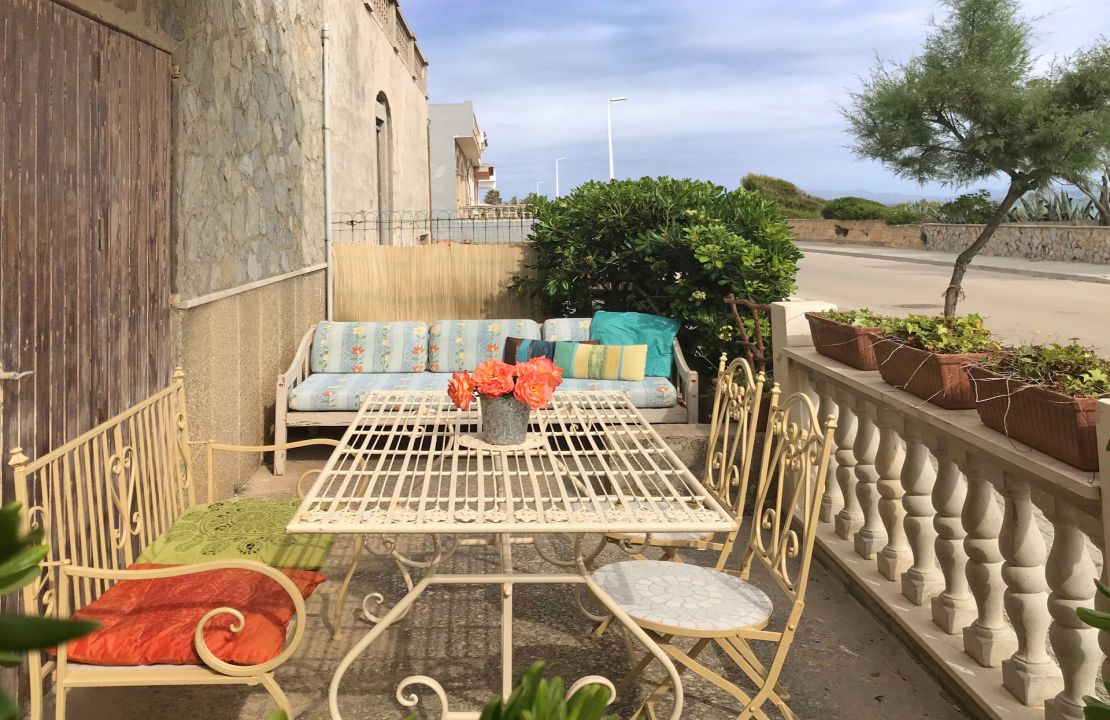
left=472, top=359, right=516, bottom=397
left=447, top=371, right=475, bottom=410
left=519, top=357, right=563, bottom=388
left=514, top=375, right=555, bottom=410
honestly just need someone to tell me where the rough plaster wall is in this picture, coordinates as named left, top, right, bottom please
left=788, top=220, right=926, bottom=250
left=177, top=271, right=325, bottom=498
left=327, top=0, right=430, bottom=222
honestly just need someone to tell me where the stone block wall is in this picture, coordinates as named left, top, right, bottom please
left=921, top=223, right=1110, bottom=264
left=788, top=219, right=925, bottom=249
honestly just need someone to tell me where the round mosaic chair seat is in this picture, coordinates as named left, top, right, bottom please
left=591, top=560, right=773, bottom=635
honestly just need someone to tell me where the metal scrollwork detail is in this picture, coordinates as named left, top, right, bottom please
left=107, top=445, right=143, bottom=545
left=396, top=675, right=452, bottom=719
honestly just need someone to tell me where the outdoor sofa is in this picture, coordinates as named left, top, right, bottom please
left=274, top=317, right=699, bottom=474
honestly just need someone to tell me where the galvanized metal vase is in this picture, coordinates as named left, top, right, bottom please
left=480, top=394, right=531, bottom=445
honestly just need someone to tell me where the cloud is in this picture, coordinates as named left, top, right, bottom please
left=402, top=0, right=1110, bottom=200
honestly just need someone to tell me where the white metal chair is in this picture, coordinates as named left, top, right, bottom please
left=591, top=390, right=836, bottom=720
left=605, top=355, right=765, bottom=563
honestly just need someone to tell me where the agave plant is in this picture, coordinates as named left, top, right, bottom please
left=1008, top=187, right=1096, bottom=222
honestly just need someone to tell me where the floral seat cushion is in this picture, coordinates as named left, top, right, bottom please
left=288, top=372, right=452, bottom=411
left=310, top=321, right=428, bottom=373
left=555, top=377, right=677, bottom=408
left=428, top=319, right=541, bottom=372
left=541, top=317, right=592, bottom=342
left=137, top=498, right=334, bottom=570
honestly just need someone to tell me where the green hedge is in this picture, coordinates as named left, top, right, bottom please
left=740, top=173, right=826, bottom=219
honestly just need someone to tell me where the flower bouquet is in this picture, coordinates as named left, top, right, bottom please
left=448, top=357, right=564, bottom=445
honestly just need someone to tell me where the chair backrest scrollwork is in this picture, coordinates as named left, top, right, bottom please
left=703, top=355, right=765, bottom=521
left=740, top=391, right=836, bottom=602
left=11, top=376, right=195, bottom=620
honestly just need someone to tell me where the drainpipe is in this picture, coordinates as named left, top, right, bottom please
left=322, top=25, right=334, bottom=320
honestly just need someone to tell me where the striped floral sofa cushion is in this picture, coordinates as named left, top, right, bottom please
left=310, top=321, right=428, bottom=374
left=427, top=319, right=541, bottom=372
left=542, top=317, right=592, bottom=342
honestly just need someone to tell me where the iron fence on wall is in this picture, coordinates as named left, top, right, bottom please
left=332, top=210, right=535, bottom=245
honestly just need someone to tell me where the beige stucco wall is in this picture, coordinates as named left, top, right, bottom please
left=177, top=270, right=325, bottom=497
left=788, top=219, right=925, bottom=249
left=327, top=0, right=430, bottom=222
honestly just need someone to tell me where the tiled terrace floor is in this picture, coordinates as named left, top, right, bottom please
left=53, top=457, right=971, bottom=720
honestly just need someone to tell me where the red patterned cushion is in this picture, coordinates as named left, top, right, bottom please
left=63, top=564, right=324, bottom=666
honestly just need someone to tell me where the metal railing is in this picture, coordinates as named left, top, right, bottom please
left=769, top=300, right=1110, bottom=720
left=332, top=210, right=535, bottom=245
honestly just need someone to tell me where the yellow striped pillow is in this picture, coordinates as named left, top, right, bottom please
left=552, top=342, right=648, bottom=381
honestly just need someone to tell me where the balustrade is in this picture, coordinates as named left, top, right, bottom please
left=768, top=300, right=1108, bottom=720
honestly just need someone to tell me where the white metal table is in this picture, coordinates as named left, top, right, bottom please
left=288, top=390, right=734, bottom=720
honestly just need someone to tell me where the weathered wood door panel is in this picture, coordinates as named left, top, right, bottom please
left=0, top=0, right=172, bottom=506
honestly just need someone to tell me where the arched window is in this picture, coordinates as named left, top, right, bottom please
left=375, top=92, right=392, bottom=242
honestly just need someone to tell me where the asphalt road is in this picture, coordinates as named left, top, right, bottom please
left=795, top=251, right=1110, bottom=354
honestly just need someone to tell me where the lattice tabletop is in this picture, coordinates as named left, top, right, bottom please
left=289, top=390, right=734, bottom=535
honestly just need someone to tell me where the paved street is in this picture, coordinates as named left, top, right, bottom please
left=795, top=245, right=1110, bottom=354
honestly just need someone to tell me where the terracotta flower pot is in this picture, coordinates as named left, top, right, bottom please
left=869, top=336, right=984, bottom=410
left=806, top=313, right=881, bottom=370
left=480, top=394, right=531, bottom=445
left=966, top=365, right=1099, bottom=471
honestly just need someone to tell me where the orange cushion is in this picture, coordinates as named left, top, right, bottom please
left=63, top=564, right=325, bottom=667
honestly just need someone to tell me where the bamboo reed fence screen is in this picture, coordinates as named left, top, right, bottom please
left=333, top=242, right=541, bottom=322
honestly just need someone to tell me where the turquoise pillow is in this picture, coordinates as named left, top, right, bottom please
left=589, top=311, right=680, bottom=378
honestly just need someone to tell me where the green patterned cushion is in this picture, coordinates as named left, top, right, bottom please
left=137, top=498, right=334, bottom=570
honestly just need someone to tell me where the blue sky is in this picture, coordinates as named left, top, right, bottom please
left=403, top=0, right=1110, bottom=202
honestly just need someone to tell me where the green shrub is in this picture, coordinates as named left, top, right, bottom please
left=514, top=177, right=801, bottom=375
left=740, top=173, right=826, bottom=219
left=821, top=196, right=889, bottom=221
left=877, top=314, right=998, bottom=354
left=818, top=308, right=885, bottom=327
left=981, top=342, right=1110, bottom=397
left=477, top=662, right=616, bottom=720
left=934, top=190, right=997, bottom=224
left=884, top=203, right=927, bottom=225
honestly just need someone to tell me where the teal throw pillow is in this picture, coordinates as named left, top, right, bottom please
left=588, top=311, right=680, bottom=378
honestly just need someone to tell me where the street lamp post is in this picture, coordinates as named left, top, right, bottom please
left=555, top=157, right=567, bottom=197
left=536, top=181, right=544, bottom=197
left=607, top=96, right=628, bottom=180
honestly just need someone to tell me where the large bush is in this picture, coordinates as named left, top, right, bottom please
left=513, top=177, right=801, bottom=374
left=821, top=196, right=889, bottom=220
left=740, top=173, right=826, bottom=219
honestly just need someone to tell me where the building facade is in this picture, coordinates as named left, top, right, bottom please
left=1, top=0, right=431, bottom=497
left=429, top=101, right=495, bottom=214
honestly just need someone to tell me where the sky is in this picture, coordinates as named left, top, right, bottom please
left=402, top=0, right=1110, bottom=202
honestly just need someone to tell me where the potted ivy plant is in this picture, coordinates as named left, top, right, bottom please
left=966, top=342, right=1109, bottom=471
left=805, top=309, right=884, bottom=370
left=869, top=314, right=998, bottom=409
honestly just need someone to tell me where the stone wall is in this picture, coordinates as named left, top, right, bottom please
left=788, top=219, right=925, bottom=250
left=921, top=223, right=1110, bottom=264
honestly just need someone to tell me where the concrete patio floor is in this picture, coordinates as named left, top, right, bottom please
left=52, top=454, right=972, bottom=720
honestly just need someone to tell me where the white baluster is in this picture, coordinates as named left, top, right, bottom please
left=834, top=388, right=862, bottom=540
left=815, top=377, right=842, bottom=524
left=930, top=442, right=975, bottom=634
left=1000, top=475, right=1060, bottom=704
left=1045, top=507, right=1099, bottom=720
left=900, top=421, right=943, bottom=605
left=960, top=456, right=1015, bottom=667
left=876, top=408, right=910, bottom=580
left=853, top=402, right=885, bottom=559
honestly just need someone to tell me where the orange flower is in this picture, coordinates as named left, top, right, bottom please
left=447, top=371, right=475, bottom=410
left=351, top=346, right=365, bottom=355
left=518, top=356, right=563, bottom=389
left=486, top=343, right=500, bottom=354
left=472, top=359, right=515, bottom=397
left=412, top=346, right=425, bottom=355
left=514, top=375, right=555, bottom=410
left=351, top=364, right=364, bottom=373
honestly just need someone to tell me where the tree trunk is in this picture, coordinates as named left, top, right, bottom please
left=942, top=182, right=1026, bottom=316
